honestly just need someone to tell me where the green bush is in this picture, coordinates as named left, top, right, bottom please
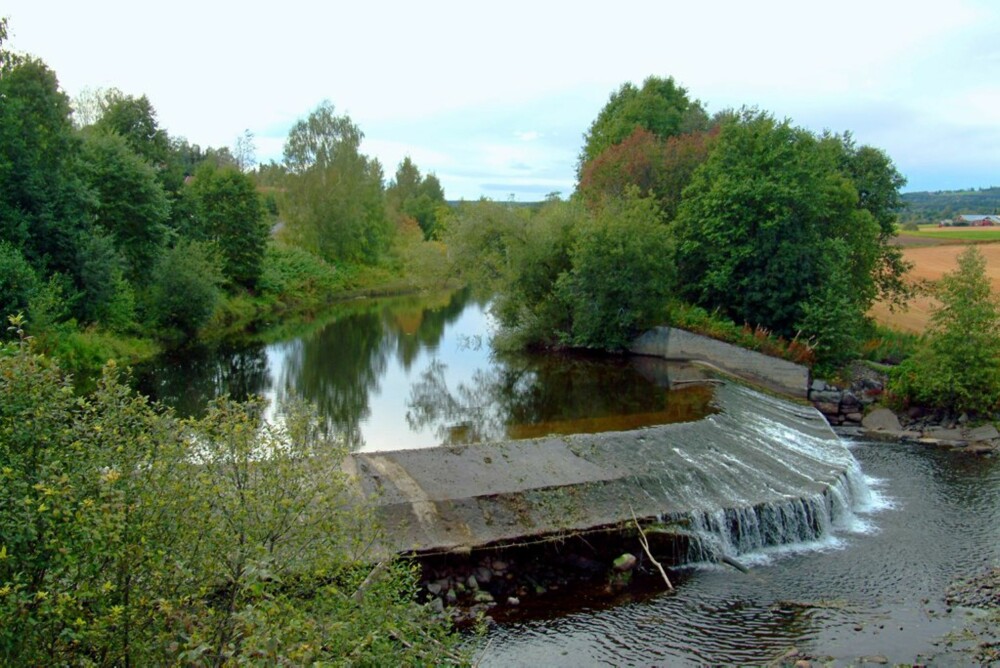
left=145, top=240, right=223, bottom=340
left=0, top=334, right=466, bottom=665
left=889, top=246, right=1000, bottom=414
left=0, top=241, right=39, bottom=327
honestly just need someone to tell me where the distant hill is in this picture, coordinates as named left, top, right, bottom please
left=901, top=187, right=1000, bottom=222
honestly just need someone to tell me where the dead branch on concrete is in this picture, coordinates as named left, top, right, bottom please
left=629, top=504, right=673, bottom=591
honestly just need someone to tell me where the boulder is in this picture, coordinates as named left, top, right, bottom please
left=845, top=412, right=863, bottom=423
left=861, top=408, right=901, bottom=433
left=966, top=424, right=1000, bottom=442
left=811, top=390, right=843, bottom=404
left=815, top=402, right=841, bottom=416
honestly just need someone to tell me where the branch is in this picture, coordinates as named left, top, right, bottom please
left=629, top=504, right=673, bottom=591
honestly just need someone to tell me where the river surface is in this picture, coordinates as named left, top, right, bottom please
left=137, top=290, right=713, bottom=451
left=480, top=439, right=999, bottom=666
left=137, top=292, right=1000, bottom=665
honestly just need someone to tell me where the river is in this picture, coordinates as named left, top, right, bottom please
left=137, top=291, right=1000, bottom=665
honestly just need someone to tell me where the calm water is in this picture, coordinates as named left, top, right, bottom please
left=137, top=290, right=714, bottom=451
left=480, top=439, right=1000, bottom=666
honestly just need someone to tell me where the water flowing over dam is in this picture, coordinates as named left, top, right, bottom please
left=353, top=381, right=873, bottom=561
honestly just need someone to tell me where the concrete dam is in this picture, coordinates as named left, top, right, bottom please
left=350, top=340, right=870, bottom=562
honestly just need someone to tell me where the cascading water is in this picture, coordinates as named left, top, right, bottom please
left=645, top=383, right=879, bottom=566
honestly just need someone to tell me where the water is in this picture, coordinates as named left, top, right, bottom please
left=137, top=290, right=714, bottom=451
left=479, top=441, right=1000, bottom=666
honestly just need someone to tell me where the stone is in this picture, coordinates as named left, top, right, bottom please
left=862, top=408, right=902, bottom=432
left=840, top=391, right=860, bottom=407
left=812, top=390, right=843, bottom=404
left=957, top=413, right=969, bottom=425
left=445, top=589, right=458, bottom=604
left=492, top=559, right=508, bottom=572
left=862, top=656, right=888, bottom=665
left=506, top=596, right=520, bottom=606
left=845, top=412, right=863, bottom=423
left=426, top=582, right=443, bottom=596
left=815, top=402, right=841, bottom=416
left=466, top=574, right=479, bottom=590
left=966, top=424, right=1000, bottom=442
left=907, top=405, right=925, bottom=419
left=613, top=553, right=637, bottom=572
left=428, top=597, right=444, bottom=614
left=474, top=590, right=494, bottom=604
left=923, top=427, right=964, bottom=441
left=811, top=379, right=828, bottom=392
left=475, top=566, right=493, bottom=584
left=793, top=661, right=812, bottom=668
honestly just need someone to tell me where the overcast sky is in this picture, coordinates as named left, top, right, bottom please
left=4, top=1, right=999, bottom=201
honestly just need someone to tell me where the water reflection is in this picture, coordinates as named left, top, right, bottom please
left=138, top=290, right=715, bottom=451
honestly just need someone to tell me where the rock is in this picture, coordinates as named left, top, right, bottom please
left=957, top=412, right=969, bottom=424
left=793, top=661, right=811, bottom=668
left=428, top=597, right=445, bottom=614
left=861, top=656, right=888, bottom=665
left=966, top=424, right=1000, bottom=442
left=840, top=391, right=860, bottom=408
left=506, top=596, right=520, bottom=606
left=845, top=412, right=863, bottom=423
left=907, top=405, right=925, bottom=419
left=812, top=390, right=843, bottom=404
left=862, top=408, right=902, bottom=432
left=492, top=559, right=508, bottom=572
left=445, top=589, right=457, bottom=604
left=474, top=590, right=494, bottom=604
left=475, top=566, right=493, bottom=584
left=466, top=574, right=479, bottom=590
left=613, top=553, right=638, bottom=572
left=923, top=427, right=964, bottom=441
left=811, top=379, right=828, bottom=393
left=426, top=582, right=443, bottom=596
left=815, top=402, right=841, bottom=416
left=967, top=442, right=998, bottom=455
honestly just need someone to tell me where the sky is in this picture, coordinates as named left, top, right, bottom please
left=4, top=0, right=999, bottom=201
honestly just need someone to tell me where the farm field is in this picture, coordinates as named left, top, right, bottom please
left=895, top=225, right=1000, bottom=244
left=869, top=241, right=1000, bottom=332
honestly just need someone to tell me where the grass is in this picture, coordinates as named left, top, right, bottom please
left=897, top=225, right=1000, bottom=243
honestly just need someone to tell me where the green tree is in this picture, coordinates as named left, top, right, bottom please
left=891, top=246, right=1000, bottom=414
left=578, top=75, right=708, bottom=176
left=0, top=241, right=39, bottom=322
left=78, top=130, right=170, bottom=279
left=145, top=240, right=223, bottom=339
left=282, top=102, right=391, bottom=264
left=388, top=157, right=447, bottom=239
left=93, top=92, right=170, bottom=168
left=672, top=110, right=901, bottom=347
left=186, top=162, right=268, bottom=289
left=556, top=190, right=674, bottom=349
left=0, top=55, right=91, bottom=276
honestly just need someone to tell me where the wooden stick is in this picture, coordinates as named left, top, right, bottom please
left=629, top=504, right=673, bottom=591
left=352, top=560, right=390, bottom=602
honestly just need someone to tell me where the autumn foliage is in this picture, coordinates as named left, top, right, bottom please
left=578, top=127, right=716, bottom=221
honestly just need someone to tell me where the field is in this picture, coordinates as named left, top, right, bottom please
left=895, top=225, right=1000, bottom=243
left=869, top=240, right=1000, bottom=332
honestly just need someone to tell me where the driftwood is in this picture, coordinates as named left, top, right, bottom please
left=629, top=504, right=673, bottom=591
left=719, top=554, right=749, bottom=573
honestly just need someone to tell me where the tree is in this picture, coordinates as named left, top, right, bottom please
left=577, top=126, right=715, bottom=222
left=578, top=75, right=708, bottom=177
left=282, top=102, right=391, bottom=264
left=93, top=92, right=170, bottom=168
left=671, top=110, right=901, bottom=345
left=891, top=246, right=1000, bottom=414
left=0, top=241, right=39, bottom=323
left=387, top=157, right=447, bottom=239
left=233, top=128, right=256, bottom=172
left=186, top=162, right=268, bottom=289
left=78, top=130, right=170, bottom=279
left=145, top=239, right=222, bottom=339
left=0, top=55, right=91, bottom=276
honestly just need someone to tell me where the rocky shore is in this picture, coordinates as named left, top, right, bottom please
left=809, top=364, right=1000, bottom=455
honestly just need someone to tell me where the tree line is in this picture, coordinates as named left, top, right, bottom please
left=0, top=18, right=446, bottom=359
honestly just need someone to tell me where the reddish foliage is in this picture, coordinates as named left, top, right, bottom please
left=578, top=126, right=717, bottom=221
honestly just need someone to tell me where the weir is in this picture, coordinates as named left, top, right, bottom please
left=352, top=379, right=871, bottom=562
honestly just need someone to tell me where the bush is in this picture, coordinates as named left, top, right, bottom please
left=0, top=242, right=39, bottom=326
left=889, top=246, right=1000, bottom=414
left=0, top=335, right=466, bottom=665
left=145, top=240, right=223, bottom=340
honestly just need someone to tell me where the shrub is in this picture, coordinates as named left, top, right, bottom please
left=145, top=240, right=223, bottom=339
left=889, top=246, right=1000, bottom=414
left=0, top=241, right=39, bottom=326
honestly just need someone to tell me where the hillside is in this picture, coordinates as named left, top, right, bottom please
left=901, top=186, right=1000, bottom=222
